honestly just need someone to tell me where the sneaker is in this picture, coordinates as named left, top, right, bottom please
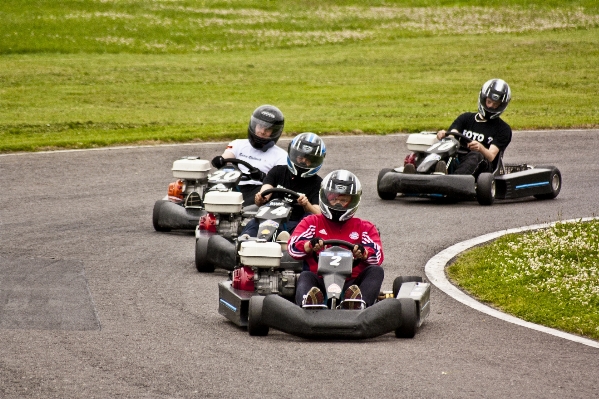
left=340, top=285, right=365, bottom=310
left=302, top=287, right=325, bottom=308
left=403, top=163, right=416, bottom=174
left=434, top=160, right=447, bottom=175
left=276, top=231, right=290, bottom=242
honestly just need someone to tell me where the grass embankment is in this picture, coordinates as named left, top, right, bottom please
left=1, top=1, right=598, bottom=152
left=448, top=219, right=599, bottom=340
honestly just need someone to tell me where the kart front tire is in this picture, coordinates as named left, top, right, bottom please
left=476, top=173, right=495, bottom=206
left=248, top=296, right=269, bottom=336
left=533, top=166, right=562, bottom=200
left=195, top=235, right=214, bottom=273
left=377, top=168, right=397, bottom=201
left=392, top=276, right=424, bottom=298
left=396, top=298, right=418, bottom=339
left=152, top=200, right=171, bottom=232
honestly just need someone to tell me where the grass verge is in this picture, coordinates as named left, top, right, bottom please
left=447, top=219, right=599, bottom=340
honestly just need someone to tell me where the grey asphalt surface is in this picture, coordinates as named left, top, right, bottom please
left=1, top=130, right=598, bottom=398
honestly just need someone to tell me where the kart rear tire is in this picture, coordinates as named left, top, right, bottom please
left=377, top=168, right=397, bottom=200
left=248, top=296, right=269, bottom=336
left=396, top=298, right=418, bottom=339
left=533, top=166, right=562, bottom=200
left=195, top=235, right=214, bottom=273
left=152, top=200, right=171, bottom=232
left=393, top=276, right=424, bottom=298
left=476, top=173, right=495, bottom=206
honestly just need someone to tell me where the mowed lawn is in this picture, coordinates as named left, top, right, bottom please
left=1, top=1, right=598, bottom=151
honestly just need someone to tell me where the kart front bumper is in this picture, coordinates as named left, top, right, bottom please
left=154, top=199, right=205, bottom=230
left=379, top=171, right=476, bottom=198
left=260, top=294, right=404, bottom=339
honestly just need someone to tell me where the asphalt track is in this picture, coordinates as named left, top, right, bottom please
left=1, top=130, right=598, bottom=398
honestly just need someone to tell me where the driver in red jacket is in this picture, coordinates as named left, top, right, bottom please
left=288, top=170, right=384, bottom=309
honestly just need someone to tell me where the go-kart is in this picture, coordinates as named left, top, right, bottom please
left=152, top=156, right=263, bottom=232
left=377, top=131, right=562, bottom=205
left=219, top=239, right=431, bottom=340
left=195, top=187, right=302, bottom=273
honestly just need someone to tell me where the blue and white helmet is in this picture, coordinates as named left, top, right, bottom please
left=478, top=79, right=511, bottom=120
left=319, top=170, right=362, bottom=222
left=287, top=132, right=326, bottom=178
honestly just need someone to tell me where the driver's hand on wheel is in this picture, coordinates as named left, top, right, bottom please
left=304, top=237, right=324, bottom=254
left=296, top=194, right=309, bottom=207
left=249, top=168, right=266, bottom=181
left=255, top=192, right=270, bottom=206
left=352, top=244, right=369, bottom=261
left=436, top=130, right=447, bottom=140
left=211, top=155, right=226, bottom=169
left=467, top=141, right=483, bottom=152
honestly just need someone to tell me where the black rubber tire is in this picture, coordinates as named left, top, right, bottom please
left=476, top=173, right=495, bottom=206
left=377, top=168, right=397, bottom=200
left=195, top=235, right=214, bottom=273
left=396, top=298, right=418, bottom=338
left=393, top=276, right=424, bottom=298
left=533, top=166, right=562, bottom=200
left=248, top=296, right=269, bottom=336
left=152, top=200, right=171, bottom=232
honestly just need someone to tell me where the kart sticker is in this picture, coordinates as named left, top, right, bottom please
left=208, top=170, right=241, bottom=182
left=260, top=220, right=279, bottom=228
left=321, top=251, right=352, bottom=258
left=261, top=229, right=272, bottom=235
left=327, top=283, right=342, bottom=294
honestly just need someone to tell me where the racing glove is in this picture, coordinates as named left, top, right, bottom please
left=308, top=236, right=323, bottom=251
left=354, top=244, right=369, bottom=260
left=211, top=156, right=226, bottom=169
left=249, top=168, right=266, bottom=182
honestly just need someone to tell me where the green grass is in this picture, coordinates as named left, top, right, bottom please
left=1, top=1, right=599, bottom=152
left=447, top=219, right=599, bottom=340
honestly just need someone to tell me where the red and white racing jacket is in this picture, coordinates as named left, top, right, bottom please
left=288, top=214, right=384, bottom=279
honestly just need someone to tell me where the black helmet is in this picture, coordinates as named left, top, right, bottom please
left=319, top=170, right=362, bottom=222
left=478, top=79, right=511, bottom=120
left=247, top=105, right=284, bottom=150
left=287, top=132, right=326, bottom=178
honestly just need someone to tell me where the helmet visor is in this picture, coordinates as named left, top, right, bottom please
left=320, top=190, right=360, bottom=210
left=288, top=147, right=324, bottom=169
left=250, top=116, right=283, bottom=140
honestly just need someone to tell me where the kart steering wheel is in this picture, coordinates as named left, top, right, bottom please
left=260, top=187, right=302, bottom=200
left=446, top=131, right=472, bottom=142
left=219, top=157, right=265, bottom=181
left=320, top=239, right=356, bottom=251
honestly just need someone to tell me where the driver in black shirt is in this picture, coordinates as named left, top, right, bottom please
left=435, top=79, right=512, bottom=176
left=240, top=132, right=326, bottom=237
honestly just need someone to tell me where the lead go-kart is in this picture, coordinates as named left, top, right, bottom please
left=218, top=238, right=431, bottom=340
left=152, top=156, right=264, bottom=232
left=195, top=187, right=304, bottom=273
left=377, top=131, right=562, bottom=205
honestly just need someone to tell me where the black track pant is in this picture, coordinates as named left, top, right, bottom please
left=295, top=266, right=384, bottom=307
left=453, top=151, right=492, bottom=177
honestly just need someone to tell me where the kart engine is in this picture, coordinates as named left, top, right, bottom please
left=233, top=266, right=298, bottom=297
left=216, top=214, right=243, bottom=239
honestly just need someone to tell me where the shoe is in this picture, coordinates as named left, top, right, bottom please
left=302, top=287, right=325, bottom=308
left=340, top=285, right=365, bottom=310
left=434, top=160, right=447, bottom=175
left=403, top=163, right=416, bottom=174
left=276, top=231, right=290, bottom=242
